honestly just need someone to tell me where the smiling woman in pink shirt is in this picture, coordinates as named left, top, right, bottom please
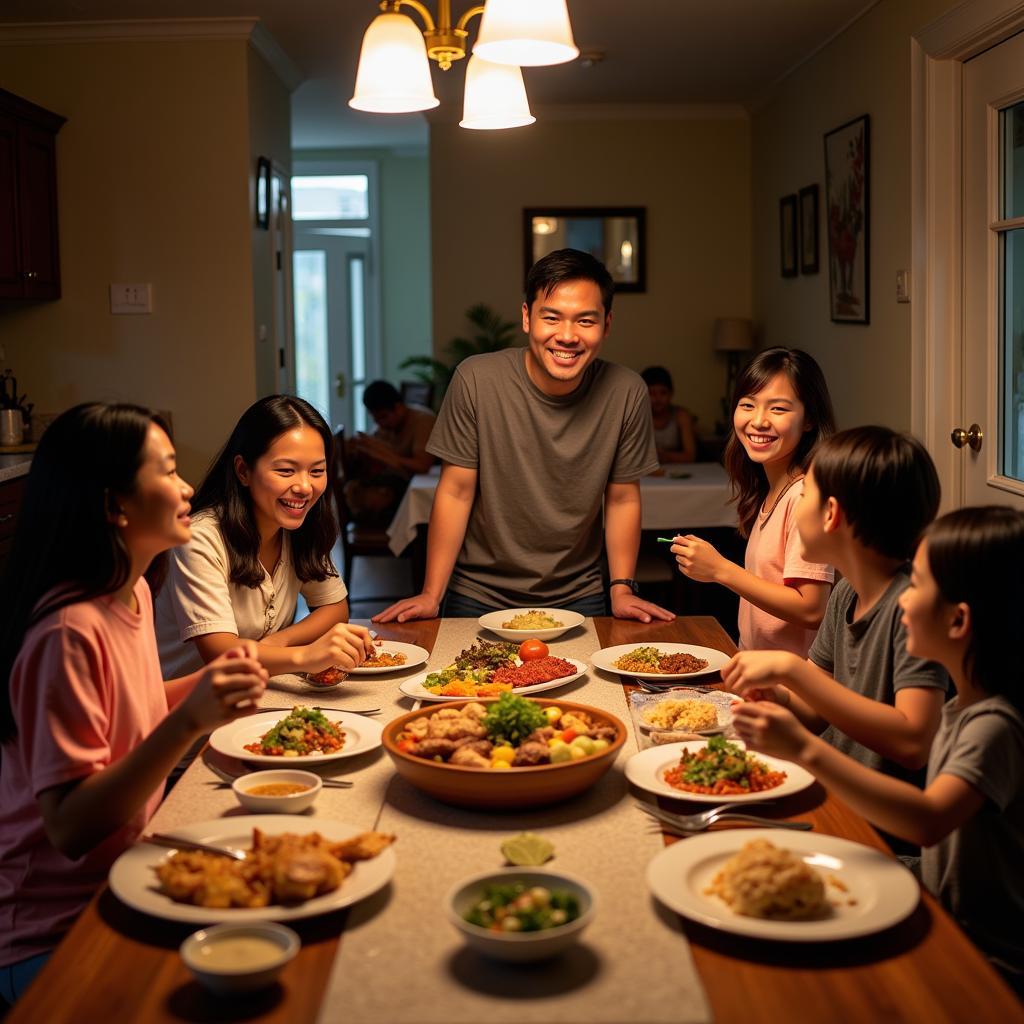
left=0, top=403, right=268, bottom=1007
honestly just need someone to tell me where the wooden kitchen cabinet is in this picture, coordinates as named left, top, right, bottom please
left=0, top=88, right=65, bottom=302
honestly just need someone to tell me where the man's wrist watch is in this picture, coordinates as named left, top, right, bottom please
left=608, top=578, right=640, bottom=596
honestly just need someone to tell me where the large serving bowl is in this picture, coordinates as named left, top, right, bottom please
left=382, top=697, right=626, bottom=809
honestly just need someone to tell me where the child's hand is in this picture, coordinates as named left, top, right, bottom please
left=181, top=647, right=267, bottom=733
left=300, top=623, right=375, bottom=673
left=671, top=534, right=728, bottom=583
left=733, top=701, right=810, bottom=761
left=721, top=650, right=798, bottom=698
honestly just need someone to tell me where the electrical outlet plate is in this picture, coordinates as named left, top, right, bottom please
left=110, top=283, right=153, bottom=315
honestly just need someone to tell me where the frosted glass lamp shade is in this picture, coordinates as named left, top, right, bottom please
left=474, top=0, right=578, bottom=67
left=460, top=55, right=536, bottom=130
left=349, top=13, right=440, bottom=113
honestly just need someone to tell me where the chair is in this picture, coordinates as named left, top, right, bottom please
left=332, top=427, right=414, bottom=601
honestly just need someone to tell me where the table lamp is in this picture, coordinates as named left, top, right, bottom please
left=713, top=317, right=754, bottom=433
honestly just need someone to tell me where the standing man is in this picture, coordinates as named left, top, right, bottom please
left=375, top=249, right=672, bottom=624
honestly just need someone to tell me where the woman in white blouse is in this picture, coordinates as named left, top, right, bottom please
left=155, top=396, right=372, bottom=678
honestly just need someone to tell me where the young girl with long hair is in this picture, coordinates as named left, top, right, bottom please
left=155, top=395, right=372, bottom=678
left=0, top=404, right=266, bottom=1004
left=734, top=506, right=1024, bottom=991
left=672, top=347, right=836, bottom=655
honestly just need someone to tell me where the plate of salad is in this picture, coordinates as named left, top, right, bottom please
left=209, top=706, right=384, bottom=765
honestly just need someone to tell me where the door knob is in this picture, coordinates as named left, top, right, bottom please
left=950, top=424, right=983, bottom=452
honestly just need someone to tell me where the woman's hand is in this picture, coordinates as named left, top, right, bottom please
left=732, top=701, right=812, bottom=762
left=671, top=534, right=730, bottom=583
left=299, top=623, right=375, bottom=673
left=179, top=644, right=267, bottom=733
left=721, top=650, right=799, bottom=697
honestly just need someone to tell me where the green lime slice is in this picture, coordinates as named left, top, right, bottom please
left=501, top=832, right=554, bottom=866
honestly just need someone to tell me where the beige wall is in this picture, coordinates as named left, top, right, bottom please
left=429, top=114, right=752, bottom=436
left=248, top=46, right=293, bottom=400
left=0, top=37, right=261, bottom=481
left=751, top=0, right=957, bottom=432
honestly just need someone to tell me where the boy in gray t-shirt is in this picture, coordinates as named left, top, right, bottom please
left=721, top=428, right=948, bottom=779
left=375, top=249, right=672, bottom=625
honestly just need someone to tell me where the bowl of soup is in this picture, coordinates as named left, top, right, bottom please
left=180, top=921, right=299, bottom=994
left=231, top=769, right=322, bottom=813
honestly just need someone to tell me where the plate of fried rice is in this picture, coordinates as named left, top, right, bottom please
left=590, top=643, right=730, bottom=681
left=625, top=738, right=814, bottom=803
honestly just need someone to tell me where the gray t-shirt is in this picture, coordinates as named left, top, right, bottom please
left=808, top=571, right=949, bottom=784
left=921, top=695, right=1024, bottom=981
left=426, top=348, right=659, bottom=607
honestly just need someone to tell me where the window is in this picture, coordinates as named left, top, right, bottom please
left=292, top=175, right=369, bottom=221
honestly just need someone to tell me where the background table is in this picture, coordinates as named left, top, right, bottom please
left=8, top=616, right=1023, bottom=1024
left=387, top=463, right=735, bottom=556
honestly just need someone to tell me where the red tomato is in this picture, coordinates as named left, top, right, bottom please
left=561, top=729, right=578, bottom=743
left=518, top=639, right=549, bottom=661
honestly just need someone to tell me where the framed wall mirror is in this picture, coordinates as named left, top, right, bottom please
left=523, top=207, right=646, bottom=293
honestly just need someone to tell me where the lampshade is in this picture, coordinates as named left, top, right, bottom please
left=713, top=317, right=754, bottom=352
left=460, top=55, right=536, bottom=130
left=349, top=12, right=440, bottom=114
left=473, top=0, right=579, bottom=67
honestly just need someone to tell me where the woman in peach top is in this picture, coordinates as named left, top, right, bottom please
left=0, top=403, right=267, bottom=1005
left=671, top=348, right=835, bottom=655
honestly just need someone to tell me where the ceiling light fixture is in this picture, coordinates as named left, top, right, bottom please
left=349, top=0, right=577, bottom=130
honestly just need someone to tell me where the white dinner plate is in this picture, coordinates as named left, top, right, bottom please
left=625, top=740, right=814, bottom=803
left=347, top=641, right=430, bottom=675
left=399, top=658, right=588, bottom=702
left=477, top=608, right=586, bottom=642
left=209, top=709, right=383, bottom=765
left=646, top=828, right=919, bottom=941
left=631, top=688, right=741, bottom=736
left=109, top=815, right=396, bottom=924
left=590, top=643, right=730, bottom=682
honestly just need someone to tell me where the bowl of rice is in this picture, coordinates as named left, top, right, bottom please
left=630, top=689, right=739, bottom=741
left=478, top=608, right=585, bottom=642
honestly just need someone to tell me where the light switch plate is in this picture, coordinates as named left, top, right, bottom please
left=110, top=283, right=153, bottom=314
left=896, top=270, right=910, bottom=303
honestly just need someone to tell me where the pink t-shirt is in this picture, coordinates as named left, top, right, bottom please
left=0, top=578, right=168, bottom=966
left=737, top=479, right=834, bottom=657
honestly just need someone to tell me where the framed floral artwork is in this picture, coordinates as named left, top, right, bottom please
left=779, top=194, right=798, bottom=278
left=824, top=115, right=869, bottom=323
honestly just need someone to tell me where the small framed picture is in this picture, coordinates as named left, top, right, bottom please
left=798, top=184, right=819, bottom=274
left=255, top=156, right=271, bottom=230
left=779, top=194, right=798, bottom=278
left=824, top=114, right=870, bottom=323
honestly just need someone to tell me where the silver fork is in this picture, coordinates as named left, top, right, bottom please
left=631, top=676, right=717, bottom=694
left=636, top=801, right=812, bottom=834
left=257, top=705, right=382, bottom=715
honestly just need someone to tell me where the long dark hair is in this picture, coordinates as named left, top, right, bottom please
left=191, top=396, right=338, bottom=588
left=724, top=347, right=836, bottom=537
left=924, top=506, right=1024, bottom=707
left=0, top=402, right=167, bottom=743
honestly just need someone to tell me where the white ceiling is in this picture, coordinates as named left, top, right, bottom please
left=1, top=1, right=880, bottom=148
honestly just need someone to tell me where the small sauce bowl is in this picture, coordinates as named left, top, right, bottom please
left=180, top=921, right=299, bottom=994
left=231, top=769, right=322, bottom=813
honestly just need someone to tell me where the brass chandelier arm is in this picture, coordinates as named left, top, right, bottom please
left=379, top=0, right=437, bottom=32
left=455, top=5, right=486, bottom=32
left=379, top=0, right=486, bottom=70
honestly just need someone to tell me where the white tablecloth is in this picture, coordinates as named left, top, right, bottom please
left=387, top=462, right=735, bottom=555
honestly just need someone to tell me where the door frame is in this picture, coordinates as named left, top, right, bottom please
left=911, top=0, right=1024, bottom=509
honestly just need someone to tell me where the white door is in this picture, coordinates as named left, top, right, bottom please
left=961, top=31, right=1024, bottom=508
left=293, top=233, right=375, bottom=432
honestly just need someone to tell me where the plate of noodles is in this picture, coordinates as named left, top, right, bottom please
left=346, top=641, right=430, bottom=676
left=625, top=738, right=814, bottom=803
left=477, top=608, right=585, bottom=642
left=646, top=828, right=919, bottom=941
left=590, top=643, right=730, bottom=682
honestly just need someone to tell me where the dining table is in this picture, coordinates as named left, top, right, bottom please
left=386, top=462, right=736, bottom=557
left=8, top=615, right=1023, bottom=1024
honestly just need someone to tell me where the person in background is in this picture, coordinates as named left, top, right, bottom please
left=375, top=248, right=673, bottom=624
left=641, top=365, right=697, bottom=464
left=723, top=427, right=948, bottom=801
left=0, top=404, right=267, bottom=1004
left=155, top=396, right=372, bottom=680
left=672, top=347, right=835, bottom=657
left=734, top=506, right=1024, bottom=992
left=344, top=380, right=436, bottom=527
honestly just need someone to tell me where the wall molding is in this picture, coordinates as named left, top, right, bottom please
left=532, top=102, right=749, bottom=122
